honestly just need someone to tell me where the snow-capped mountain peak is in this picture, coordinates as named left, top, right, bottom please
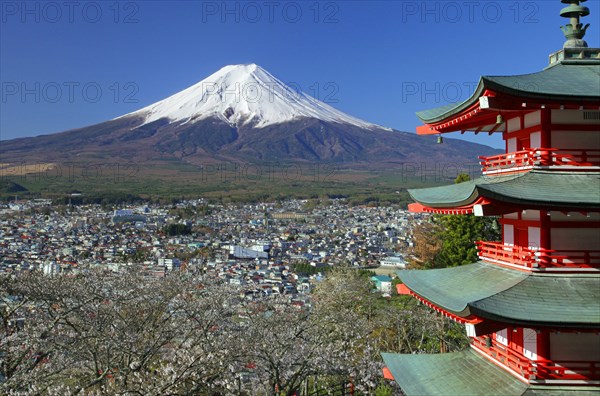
left=120, top=64, right=387, bottom=130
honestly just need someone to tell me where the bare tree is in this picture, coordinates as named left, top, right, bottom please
left=311, top=268, right=383, bottom=392
left=1, top=271, right=241, bottom=395
left=1, top=266, right=463, bottom=395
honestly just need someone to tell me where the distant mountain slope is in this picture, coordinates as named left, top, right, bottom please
left=0, top=64, right=500, bottom=169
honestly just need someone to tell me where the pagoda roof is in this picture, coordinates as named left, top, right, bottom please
left=416, top=63, right=600, bottom=125
left=408, top=170, right=600, bottom=210
left=381, top=349, right=600, bottom=396
left=398, top=262, right=600, bottom=327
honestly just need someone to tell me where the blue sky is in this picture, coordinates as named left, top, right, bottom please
left=1, top=1, right=598, bottom=148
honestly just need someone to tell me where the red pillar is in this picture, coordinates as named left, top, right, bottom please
left=539, top=210, right=551, bottom=251
left=536, top=329, right=550, bottom=361
left=540, top=109, right=551, bottom=148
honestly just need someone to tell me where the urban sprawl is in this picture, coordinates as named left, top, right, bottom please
left=1, top=199, right=423, bottom=297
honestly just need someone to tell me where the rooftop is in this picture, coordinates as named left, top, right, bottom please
left=382, top=349, right=600, bottom=396
left=415, top=2, right=600, bottom=131
left=398, top=262, right=600, bottom=327
left=416, top=64, right=600, bottom=125
left=408, top=170, right=600, bottom=210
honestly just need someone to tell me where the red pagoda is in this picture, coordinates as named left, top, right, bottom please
left=382, top=1, right=600, bottom=394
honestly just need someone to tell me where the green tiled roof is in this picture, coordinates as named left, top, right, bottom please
left=407, top=173, right=517, bottom=207
left=408, top=171, right=600, bottom=209
left=416, top=102, right=465, bottom=123
left=382, top=349, right=527, bottom=396
left=381, top=349, right=600, bottom=396
left=417, top=64, right=600, bottom=123
left=470, top=275, right=600, bottom=326
left=399, top=262, right=526, bottom=315
left=398, top=262, right=600, bottom=327
left=484, top=64, right=600, bottom=101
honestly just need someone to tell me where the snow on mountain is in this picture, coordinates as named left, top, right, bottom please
left=119, top=64, right=388, bottom=130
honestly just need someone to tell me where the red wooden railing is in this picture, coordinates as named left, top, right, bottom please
left=536, top=360, right=600, bottom=381
left=476, top=241, right=535, bottom=268
left=472, top=336, right=600, bottom=381
left=479, top=148, right=600, bottom=174
left=477, top=241, right=600, bottom=270
left=479, top=149, right=536, bottom=173
left=535, top=248, right=600, bottom=270
left=472, top=336, right=535, bottom=379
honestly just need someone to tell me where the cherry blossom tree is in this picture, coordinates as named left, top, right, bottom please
left=1, top=266, right=461, bottom=395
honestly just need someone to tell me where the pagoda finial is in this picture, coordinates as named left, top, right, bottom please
left=560, top=0, right=590, bottom=48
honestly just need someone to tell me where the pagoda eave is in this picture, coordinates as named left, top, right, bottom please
left=407, top=198, right=490, bottom=215
left=479, top=93, right=600, bottom=112
left=396, top=263, right=600, bottom=328
left=407, top=198, right=571, bottom=217
left=417, top=95, right=600, bottom=135
left=468, top=305, right=600, bottom=330
left=416, top=63, right=600, bottom=134
left=382, top=350, right=525, bottom=396
left=408, top=171, right=600, bottom=213
left=382, top=350, right=600, bottom=396
left=410, top=199, right=600, bottom=216
left=476, top=193, right=600, bottom=212
left=416, top=104, right=505, bottom=135
left=397, top=283, right=482, bottom=324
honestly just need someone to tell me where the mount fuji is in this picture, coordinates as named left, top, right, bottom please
left=0, top=64, right=498, bottom=168
left=121, top=64, right=384, bottom=131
